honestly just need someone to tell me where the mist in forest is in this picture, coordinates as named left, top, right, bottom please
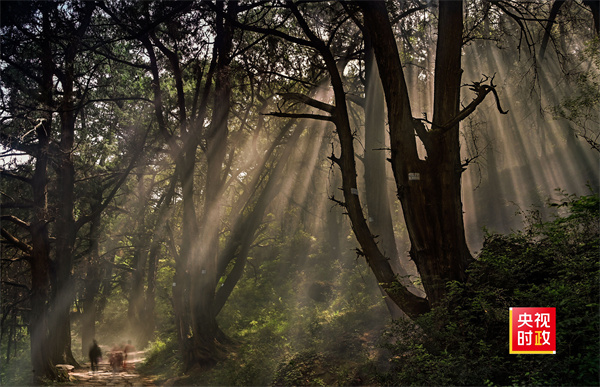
left=1, top=1, right=598, bottom=386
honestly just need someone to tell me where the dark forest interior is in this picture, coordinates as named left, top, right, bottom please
left=1, top=1, right=598, bottom=385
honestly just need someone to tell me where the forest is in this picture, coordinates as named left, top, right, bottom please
left=0, top=0, right=598, bottom=385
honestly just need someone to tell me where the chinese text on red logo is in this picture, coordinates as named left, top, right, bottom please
left=509, top=307, right=556, bottom=354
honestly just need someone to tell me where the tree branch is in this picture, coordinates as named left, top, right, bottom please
left=75, top=122, right=151, bottom=231
left=277, top=92, right=336, bottom=114
left=0, top=170, right=32, bottom=185
left=436, top=78, right=508, bottom=134
left=1, top=228, right=32, bottom=254
left=263, top=112, right=334, bottom=122
left=346, top=94, right=365, bottom=108
left=539, top=0, right=566, bottom=61
left=0, top=215, right=30, bottom=230
left=207, top=1, right=315, bottom=48
left=391, top=1, right=432, bottom=24
left=2, top=281, right=31, bottom=292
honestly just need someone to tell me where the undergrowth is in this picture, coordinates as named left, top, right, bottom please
left=380, top=193, right=599, bottom=386
left=139, top=193, right=598, bottom=386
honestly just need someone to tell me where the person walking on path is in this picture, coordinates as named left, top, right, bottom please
left=123, top=340, right=135, bottom=369
left=89, top=340, right=102, bottom=372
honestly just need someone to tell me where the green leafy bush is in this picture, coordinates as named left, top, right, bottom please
left=0, top=340, right=31, bottom=386
left=137, top=337, right=184, bottom=384
left=381, top=194, right=599, bottom=386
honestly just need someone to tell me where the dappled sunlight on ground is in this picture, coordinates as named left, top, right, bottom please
left=67, top=351, right=154, bottom=386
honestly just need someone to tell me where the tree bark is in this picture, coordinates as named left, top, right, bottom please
left=81, top=203, right=103, bottom=357
left=364, top=39, right=413, bottom=319
left=187, top=2, right=235, bottom=366
left=287, top=2, right=430, bottom=318
left=29, top=6, right=57, bottom=383
left=360, top=0, right=473, bottom=307
left=48, top=3, right=95, bottom=366
left=50, top=42, right=79, bottom=369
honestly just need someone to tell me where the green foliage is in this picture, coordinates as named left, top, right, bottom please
left=273, top=349, right=369, bottom=386
left=381, top=194, right=599, bottom=386
left=549, top=36, right=600, bottom=151
left=0, top=335, right=31, bottom=386
left=137, top=337, right=183, bottom=384
left=149, top=221, right=389, bottom=386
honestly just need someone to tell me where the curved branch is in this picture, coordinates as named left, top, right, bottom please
left=436, top=81, right=508, bottom=134
left=277, top=92, right=336, bottom=114
left=288, top=0, right=430, bottom=317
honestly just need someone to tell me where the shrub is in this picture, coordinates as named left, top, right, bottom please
left=381, top=194, right=599, bottom=386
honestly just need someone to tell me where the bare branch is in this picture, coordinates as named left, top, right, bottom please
left=2, top=281, right=30, bottom=292
left=346, top=94, right=365, bottom=108
left=328, top=194, right=346, bottom=208
left=0, top=215, right=30, bottom=230
left=1, top=228, right=32, bottom=254
left=277, top=92, right=336, bottom=114
left=436, top=79, right=508, bottom=134
left=264, top=112, right=334, bottom=122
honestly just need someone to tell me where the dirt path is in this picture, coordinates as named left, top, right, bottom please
left=67, top=351, right=155, bottom=386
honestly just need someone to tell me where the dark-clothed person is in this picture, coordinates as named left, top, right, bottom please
left=89, top=340, right=102, bottom=372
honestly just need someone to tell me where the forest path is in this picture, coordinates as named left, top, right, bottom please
left=66, top=351, right=155, bottom=386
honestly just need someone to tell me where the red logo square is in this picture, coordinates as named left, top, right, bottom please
left=509, top=307, right=556, bottom=354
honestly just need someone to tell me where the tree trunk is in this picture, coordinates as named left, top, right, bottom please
left=142, top=238, right=160, bottom=345
left=186, top=1, right=237, bottom=367
left=30, top=116, right=56, bottom=384
left=287, top=1, right=430, bottom=318
left=29, top=7, right=57, bottom=383
left=187, top=51, right=229, bottom=370
left=364, top=40, right=413, bottom=319
left=361, top=0, right=473, bottom=307
left=81, top=208, right=102, bottom=357
left=48, top=3, right=95, bottom=366
left=141, top=177, right=177, bottom=346
left=50, top=43, right=79, bottom=367
left=128, top=175, right=151, bottom=340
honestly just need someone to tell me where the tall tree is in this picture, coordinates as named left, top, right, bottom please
left=360, top=0, right=475, bottom=306
left=2, top=1, right=148, bottom=379
left=250, top=0, right=511, bottom=316
left=49, top=1, right=95, bottom=365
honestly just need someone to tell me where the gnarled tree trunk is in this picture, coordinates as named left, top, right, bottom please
left=361, top=0, right=473, bottom=306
